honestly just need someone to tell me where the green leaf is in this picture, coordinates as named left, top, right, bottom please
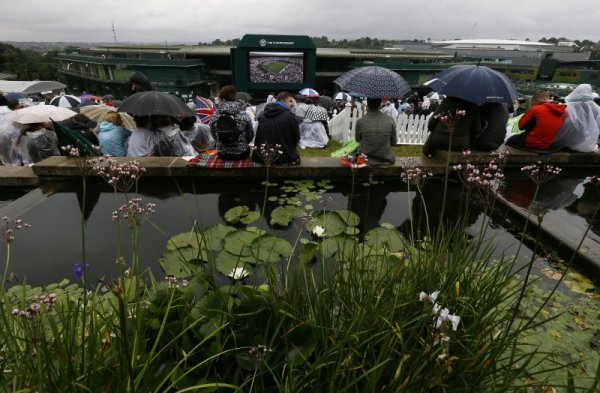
left=166, top=231, right=199, bottom=250
left=304, top=211, right=347, bottom=238
left=251, top=235, right=294, bottom=264
left=271, top=205, right=304, bottom=227
left=286, top=325, right=318, bottom=366
left=224, top=205, right=260, bottom=226
left=223, top=229, right=260, bottom=256
left=268, top=196, right=279, bottom=202
left=215, top=250, right=253, bottom=276
left=159, top=248, right=207, bottom=277
left=240, top=211, right=260, bottom=225
left=364, top=227, right=406, bottom=253
left=336, top=209, right=360, bottom=227
left=322, top=235, right=358, bottom=259
left=300, top=242, right=318, bottom=264
left=200, top=224, right=236, bottom=251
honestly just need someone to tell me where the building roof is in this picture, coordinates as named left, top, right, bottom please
left=432, top=39, right=554, bottom=47
left=0, top=80, right=66, bottom=95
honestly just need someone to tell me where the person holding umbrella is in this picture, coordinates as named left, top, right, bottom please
left=355, top=98, right=397, bottom=166
left=129, top=71, right=154, bottom=94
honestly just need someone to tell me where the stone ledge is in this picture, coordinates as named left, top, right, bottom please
left=0, top=166, right=39, bottom=187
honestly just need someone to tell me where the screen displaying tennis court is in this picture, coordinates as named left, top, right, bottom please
left=249, top=51, right=304, bottom=84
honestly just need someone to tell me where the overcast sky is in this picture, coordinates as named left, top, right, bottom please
left=2, top=0, right=599, bottom=44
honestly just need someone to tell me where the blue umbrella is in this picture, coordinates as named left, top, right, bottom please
left=299, top=88, right=319, bottom=97
left=5, top=92, right=26, bottom=101
left=333, top=66, right=410, bottom=98
left=333, top=92, right=351, bottom=101
left=424, top=65, right=518, bottom=105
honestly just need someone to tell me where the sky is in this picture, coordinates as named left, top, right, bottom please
left=2, top=0, right=600, bottom=44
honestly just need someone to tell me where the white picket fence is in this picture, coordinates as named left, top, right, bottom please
left=328, top=103, right=431, bottom=145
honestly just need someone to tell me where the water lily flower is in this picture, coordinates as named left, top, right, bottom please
left=228, top=267, right=249, bottom=280
left=312, top=225, right=326, bottom=238
left=419, top=290, right=440, bottom=304
left=434, top=307, right=461, bottom=331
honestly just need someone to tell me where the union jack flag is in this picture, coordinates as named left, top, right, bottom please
left=194, top=96, right=216, bottom=124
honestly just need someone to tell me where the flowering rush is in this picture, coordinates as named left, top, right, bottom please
left=521, top=161, right=562, bottom=184
left=2, top=216, right=32, bottom=244
left=256, top=143, right=283, bottom=166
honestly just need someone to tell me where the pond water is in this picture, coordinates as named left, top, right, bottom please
left=0, top=170, right=598, bottom=287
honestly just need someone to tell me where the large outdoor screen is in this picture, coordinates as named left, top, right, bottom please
left=248, top=51, right=304, bottom=84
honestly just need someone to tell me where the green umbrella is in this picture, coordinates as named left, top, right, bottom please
left=52, top=121, right=102, bottom=156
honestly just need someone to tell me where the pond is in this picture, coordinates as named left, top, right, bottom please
left=2, top=170, right=597, bottom=287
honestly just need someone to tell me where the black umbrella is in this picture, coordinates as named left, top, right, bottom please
left=333, top=66, right=411, bottom=98
left=117, top=91, right=195, bottom=118
left=318, top=95, right=336, bottom=110
left=236, top=92, right=252, bottom=101
left=424, top=65, right=518, bottom=105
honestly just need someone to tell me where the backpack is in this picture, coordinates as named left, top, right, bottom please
left=215, top=113, right=241, bottom=144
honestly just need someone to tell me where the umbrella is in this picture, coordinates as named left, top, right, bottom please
left=193, top=96, right=216, bottom=124
left=317, top=95, right=336, bottom=111
left=117, top=91, right=195, bottom=118
left=10, top=105, right=77, bottom=124
left=424, top=65, right=518, bottom=105
left=305, top=105, right=329, bottom=121
left=333, top=66, right=410, bottom=98
left=80, top=104, right=136, bottom=130
left=79, top=94, right=102, bottom=104
left=52, top=121, right=102, bottom=156
left=235, top=92, right=252, bottom=101
left=333, top=92, right=351, bottom=101
left=102, top=94, right=114, bottom=101
left=49, top=94, right=81, bottom=108
left=299, top=88, right=319, bottom=97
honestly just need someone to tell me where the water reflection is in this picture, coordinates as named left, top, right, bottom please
left=566, top=181, right=600, bottom=238
left=399, top=180, right=483, bottom=239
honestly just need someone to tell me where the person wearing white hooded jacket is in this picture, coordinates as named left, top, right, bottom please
left=553, top=84, right=600, bottom=153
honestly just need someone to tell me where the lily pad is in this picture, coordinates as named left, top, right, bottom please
left=336, top=209, right=360, bottom=227
left=251, top=235, right=294, bottom=264
left=322, top=235, right=358, bottom=259
left=223, top=229, right=261, bottom=256
left=364, top=227, right=406, bottom=253
left=167, top=231, right=200, bottom=250
left=215, top=250, right=253, bottom=277
left=159, top=248, right=207, bottom=277
left=300, top=241, right=318, bottom=264
left=224, top=205, right=260, bottom=226
left=304, top=211, right=347, bottom=238
left=271, top=205, right=304, bottom=227
left=200, top=224, right=237, bottom=252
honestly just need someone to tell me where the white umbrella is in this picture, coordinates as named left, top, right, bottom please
left=10, top=105, right=77, bottom=124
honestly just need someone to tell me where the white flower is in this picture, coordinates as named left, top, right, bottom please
left=312, top=225, right=326, bottom=238
left=434, top=307, right=461, bottom=331
left=418, top=290, right=440, bottom=304
left=228, top=267, right=249, bottom=280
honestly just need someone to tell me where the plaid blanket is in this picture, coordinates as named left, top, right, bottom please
left=187, top=150, right=264, bottom=168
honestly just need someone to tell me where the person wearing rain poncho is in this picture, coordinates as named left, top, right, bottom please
left=552, top=84, right=600, bottom=153
left=127, top=115, right=195, bottom=157
left=299, top=106, right=329, bottom=149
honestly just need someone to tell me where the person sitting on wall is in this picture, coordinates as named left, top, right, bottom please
left=552, top=84, right=600, bottom=153
left=506, top=90, right=566, bottom=152
left=473, top=102, right=509, bottom=151
left=355, top=97, right=397, bottom=166
left=253, top=91, right=300, bottom=165
left=209, top=85, right=254, bottom=160
left=422, top=96, right=480, bottom=157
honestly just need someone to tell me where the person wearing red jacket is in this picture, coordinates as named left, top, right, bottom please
left=507, top=90, right=566, bottom=151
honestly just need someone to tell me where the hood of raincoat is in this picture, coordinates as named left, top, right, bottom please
left=565, top=84, right=594, bottom=103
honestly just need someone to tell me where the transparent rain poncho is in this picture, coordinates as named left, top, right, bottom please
left=299, top=120, right=329, bottom=149
left=554, top=84, right=600, bottom=153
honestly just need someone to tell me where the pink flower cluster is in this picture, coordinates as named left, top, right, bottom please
left=90, top=156, right=147, bottom=192
left=165, top=275, right=189, bottom=288
left=112, top=198, right=156, bottom=228
left=401, top=165, right=433, bottom=188
left=2, top=216, right=31, bottom=244
left=12, top=292, right=57, bottom=318
left=433, top=109, right=466, bottom=132
left=256, top=143, right=283, bottom=166
left=521, top=161, right=562, bottom=184
left=453, top=149, right=506, bottom=192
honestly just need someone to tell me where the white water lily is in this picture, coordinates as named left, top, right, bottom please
left=312, top=225, right=326, bottom=238
left=227, top=267, right=249, bottom=280
left=418, top=290, right=440, bottom=304
left=434, top=307, right=461, bottom=331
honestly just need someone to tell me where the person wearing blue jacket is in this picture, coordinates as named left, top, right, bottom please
left=98, top=112, right=131, bottom=156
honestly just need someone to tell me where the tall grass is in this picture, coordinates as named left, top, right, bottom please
left=0, top=153, right=597, bottom=391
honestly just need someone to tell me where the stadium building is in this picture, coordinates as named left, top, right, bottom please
left=56, top=35, right=600, bottom=99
